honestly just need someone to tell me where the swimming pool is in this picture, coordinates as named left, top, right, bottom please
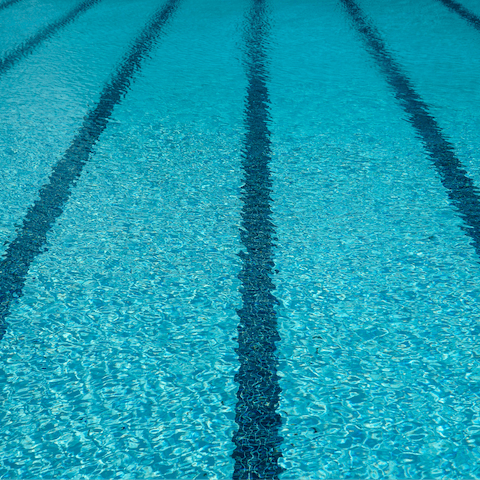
left=1, top=0, right=480, bottom=477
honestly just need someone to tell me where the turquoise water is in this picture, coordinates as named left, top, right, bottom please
left=1, top=0, right=480, bottom=478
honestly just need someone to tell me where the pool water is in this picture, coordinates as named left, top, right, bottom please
left=0, top=0, right=480, bottom=478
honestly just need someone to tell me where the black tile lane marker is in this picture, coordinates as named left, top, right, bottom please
left=0, top=0, right=24, bottom=13
left=232, top=0, right=284, bottom=478
left=0, top=0, right=180, bottom=338
left=0, top=0, right=101, bottom=77
left=340, top=0, right=480, bottom=257
left=437, top=0, right=480, bottom=30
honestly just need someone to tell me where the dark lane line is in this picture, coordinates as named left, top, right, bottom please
left=437, top=0, right=480, bottom=30
left=0, top=0, right=180, bottom=338
left=340, top=0, right=480, bottom=258
left=0, top=0, right=24, bottom=13
left=0, top=0, right=101, bottom=77
left=232, top=0, right=284, bottom=478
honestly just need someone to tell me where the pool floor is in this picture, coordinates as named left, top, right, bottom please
left=1, top=0, right=480, bottom=478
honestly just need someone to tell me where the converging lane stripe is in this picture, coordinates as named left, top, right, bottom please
left=232, top=0, right=284, bottom=478
left=437, top=0, right=480, bottom=30
left=340, top=0, right=480, bottom=258
left=0, top=0, right=24, bottom=13
left=0, top=0, right=101, bottom=77
left=0, top=0, right=180, bottom=338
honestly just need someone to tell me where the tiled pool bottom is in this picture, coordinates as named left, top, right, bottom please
left=1, top=0, right=480, bottom=477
